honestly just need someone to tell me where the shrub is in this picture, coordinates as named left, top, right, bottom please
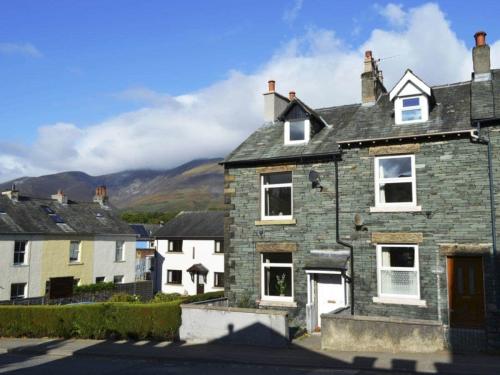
left=74, top=282, right=115, bottom=294
left=151, top=293, right=183, bottom=303
left=0, top=302, right=182, bottom=341
left=182, top=291, right=224, bottom=304
left=107, top=293, right=139, bottom=303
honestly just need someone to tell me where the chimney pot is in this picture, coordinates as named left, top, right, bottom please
left=365, top=50, right=373, bottom=60
left=51, top=189, right=68, bottom=204
left=289, top=91, right=296, bottom=100
left=474, top=31, right=487, bottom=47
left=94, top=185, right=108, bottom=206
left=268, top=80, right=276, bottom=92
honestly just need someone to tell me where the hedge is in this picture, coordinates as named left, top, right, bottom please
left=0, top=301, right=181, bottom=341
left=0, top=291, right=226, bottom=340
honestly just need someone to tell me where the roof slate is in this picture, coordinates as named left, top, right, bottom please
left=154, top=211, right=224, bottom=239
left=0, top=195, right=135, bottom=236
left=224, top=70, right=500, bottom=165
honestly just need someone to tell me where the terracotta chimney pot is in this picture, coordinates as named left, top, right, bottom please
left=365, top=50, right=373, bottom=60
left=289, top=91, right=296, bottom=100
left=268, top=80, right=276, bottom=92
left=474, top=31, right=487, bottom=47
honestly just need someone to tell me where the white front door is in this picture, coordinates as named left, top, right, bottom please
left=317, top=273, right=345, bottom=327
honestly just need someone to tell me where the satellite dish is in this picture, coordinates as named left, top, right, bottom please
left=308, top=170, right=322, bottom=190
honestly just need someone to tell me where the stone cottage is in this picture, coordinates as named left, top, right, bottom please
left=222, top=31, right=500, bottom=351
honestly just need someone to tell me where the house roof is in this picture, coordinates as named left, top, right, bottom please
left=223, top=70, right=500, bottom=165
left=154, top=211, right=224, bottom=239
left=0, top=194, right=135, bottom=236
left=130, top=223, right=162, bottom=239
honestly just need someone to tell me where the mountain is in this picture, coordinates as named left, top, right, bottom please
left=0, top=158, right=224, bottom=212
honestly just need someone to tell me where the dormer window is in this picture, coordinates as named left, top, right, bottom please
left=394, top=95, right=428, bottom=124
left=389, top=70, right=431, bottom=125
left=284, top=119, right=310, bottom=145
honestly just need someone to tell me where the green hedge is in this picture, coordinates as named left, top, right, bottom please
left=0, top=301, right=181, bottom=341
left=74, top=282, right=116, bottom=294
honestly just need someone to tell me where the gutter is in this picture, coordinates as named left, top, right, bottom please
left=220, top=151, right=340, bottom=167
left=338, top=129, right=472, bottom=146
left=471, top=123, right=498, bottom=307
left=334, top=156, right=354, bottom=315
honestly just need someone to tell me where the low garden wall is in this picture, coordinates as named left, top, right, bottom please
left=321, top=314, right=445, bottom=353
left=179, top=302, right=289, bottom=347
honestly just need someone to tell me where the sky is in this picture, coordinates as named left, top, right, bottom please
left=0, top=0, right=499, bottom=182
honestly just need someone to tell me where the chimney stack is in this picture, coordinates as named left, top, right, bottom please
left=473, top=31, right=491, bottom=81
left=361, top=50, right=386, bottom=105
left=93, top=185, right=108, bottom=206
left=263, top=80, right=289, bottom=123
left=51, top=189, right=68, bottom=204
left=2, top=184, right=19, bottom=202
left=288, top=91, right=296, bottom=100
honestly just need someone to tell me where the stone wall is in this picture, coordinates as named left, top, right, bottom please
left=321, top=314, right=445, bottom=353
left=225, top=129, right=500, bottom=349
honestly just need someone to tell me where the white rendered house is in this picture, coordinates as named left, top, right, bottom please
left=156, top=211, right=224, bottom=295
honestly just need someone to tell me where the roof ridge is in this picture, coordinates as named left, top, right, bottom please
left=431, top=80, right=471, bottom=89
left=315, top=103, right=362, bottom=112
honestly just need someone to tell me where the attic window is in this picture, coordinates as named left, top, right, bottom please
left=284, top=120, right=310, bottom=145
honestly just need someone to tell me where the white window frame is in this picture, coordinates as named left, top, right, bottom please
left=373, top=154, right=419, bottom=210
left=260, top=173, right=293, bottom=221
left=69, top=241, right=81, bottom=263
left=167, top=269, right=182, bottom=285
left=13, top=240, right=28, bottom=265
left=260, top=253, right=294, bottom=303
left=10, top=283, right=26, bottom=300
left=376, top=244, right=420, bottom=300
left=395, top=95, right=429, bottom=125
left=214, top=272, right=224, bottom=288
left=115, top=240, right=125, bottom=262
left=214, top=240, right=223, bottom=253
left=113, top=275, right=124, bottom=284
left=284, top=119, right=310, bottom=145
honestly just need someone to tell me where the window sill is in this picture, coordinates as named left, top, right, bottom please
left=255, top=219, right=296, bottom=226
left=165, top=283, right=183, bottom=286
left=259, top=300, right=297, bottom=308
left=167, top=252, right=184, bottom=254
left=12, top=264, right=29, bottom=267
left=373, top=296, right=427, bottom=307
left=68, top=262, right=83, bottom=266
left=114, top=260, right=126, bottom=263
left=370, top=206, right=421, bottom=213
left=213, top=252, right=224, bottom=255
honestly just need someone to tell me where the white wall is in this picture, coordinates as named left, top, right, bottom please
left=93, top=236, right=136, bottom=284
left=157, top=238, right=224, bottom=295
left=0, top=235, right=43, bottom=301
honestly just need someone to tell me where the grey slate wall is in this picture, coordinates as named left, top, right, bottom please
left=225, top=129, right=500, bottom=346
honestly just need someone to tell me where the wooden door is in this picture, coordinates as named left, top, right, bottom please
left=196, top=274, right=205, bottom=295
left=447, top=256, right=485, bottom=328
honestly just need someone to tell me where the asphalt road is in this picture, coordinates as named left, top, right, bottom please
left=0, top=352, right=398, bottom=375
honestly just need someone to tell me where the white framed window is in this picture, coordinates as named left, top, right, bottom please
left=167, top=270, right=182, bottom=285
left=69, top=241, right=81, bottom=263
left=214, top=272, right=224, bottom=287
left=13, top=241, right=28, bottom=265
left=284, top=119, right=310, bottom=145
left=214, top=240, right=224, bottom=253
left=377, top=244, right=420, bottom=300
left=373, top=155, right=418, bottom=210
left=261, top=172, right=293, bottom=220
left=395, top=95, right=429, bottom=125
left=261, top=252, right=294, bottom=302
left=168, top=240, right=183, bottom=253
left=10, top=283, right=26, bottom=300
left=115, top=241, right=125, bottom=262
left=113, top=275, right=124, bottom=284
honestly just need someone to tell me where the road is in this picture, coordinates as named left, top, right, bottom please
left=0, top=352, right=398, bottom=375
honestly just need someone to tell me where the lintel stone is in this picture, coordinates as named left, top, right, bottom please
left=369, top=144, right=420, bottom=156
left=439, top=243, right=491, bottom=256
left=256, top=164, right=296, bottom=174
left=256, top=242, right=297, bottom=252
left=371, top=232, right=423, bottom=244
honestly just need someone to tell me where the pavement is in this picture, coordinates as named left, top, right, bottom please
left=1, top=335, right=500, bottom=374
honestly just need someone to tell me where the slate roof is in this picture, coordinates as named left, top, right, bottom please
left=130, top=223, right=162, bottom=239
left=303, top=250, right=350, bottom=271
left=0, top=194, right=135, bottom=236
left=186, top=263, right=209, bottom=274
left=154, top=211, right=224, bottom=239
left=223, top=70, right=500, bottom=165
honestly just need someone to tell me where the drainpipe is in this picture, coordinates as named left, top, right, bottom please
left=335, top=157, right=355, bottom=315
left=471, top=123, right=498, bottom=307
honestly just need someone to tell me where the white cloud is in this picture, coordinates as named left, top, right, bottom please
left=0, top=2, right=498, bottom=182
left=377, top=3, right=407, bottom=27
left=0, top=42, right=42, bottom=58
left=283, top=0, right=304, bottom=25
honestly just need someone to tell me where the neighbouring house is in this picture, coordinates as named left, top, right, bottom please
left=222, top=31, right=500, bottom=351
left=0, top=185, right=136, bottom=301
left=155, top=211, right=224, bottom=295
left=130, top=223, right=161, bottom=289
